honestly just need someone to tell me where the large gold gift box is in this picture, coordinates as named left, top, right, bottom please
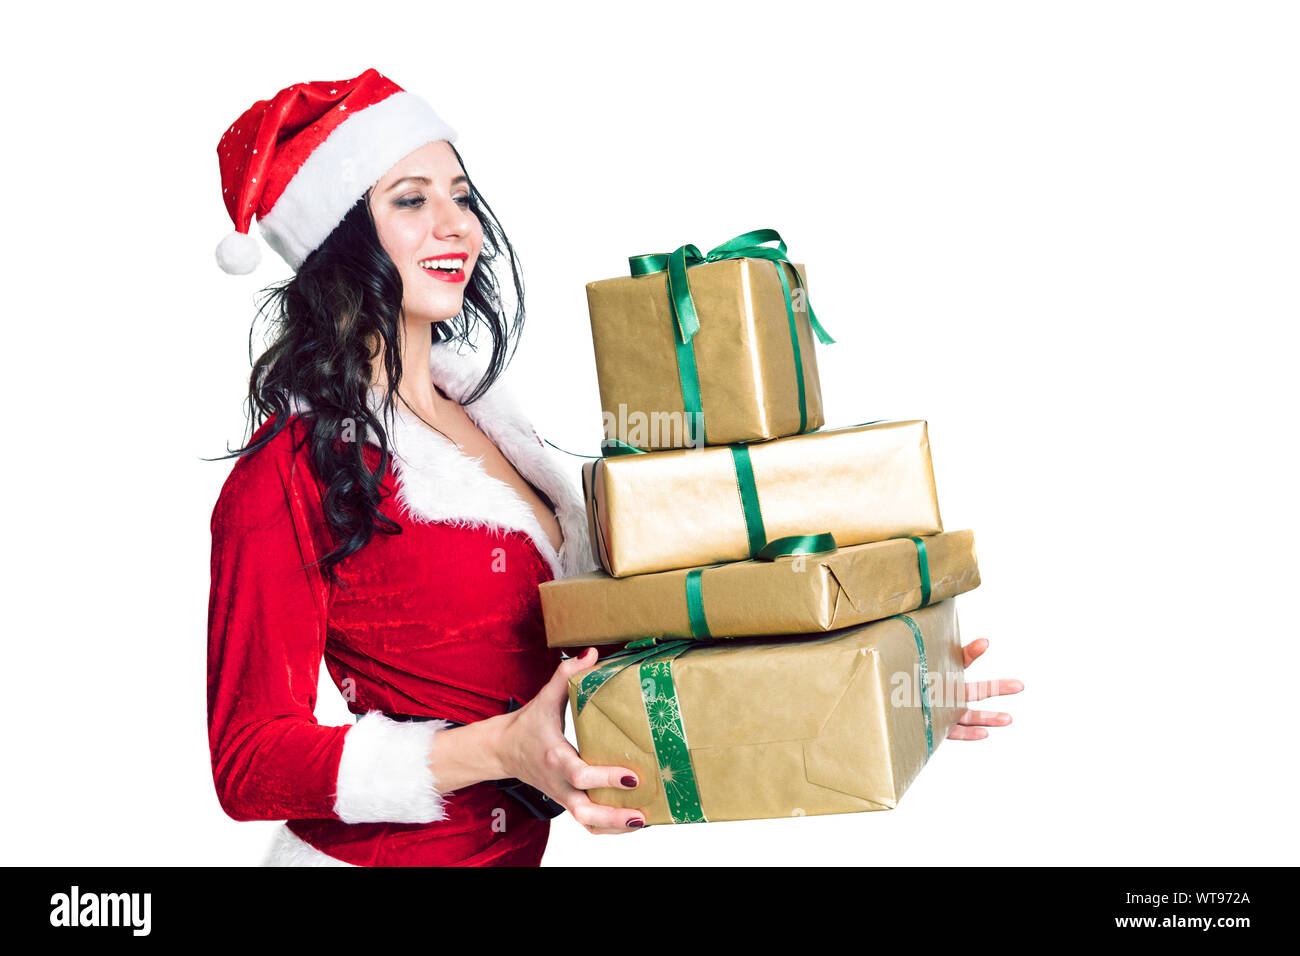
left=542, top=531, right=978, bottom=648
left=568, top=599, right=967, bottom=825
left=586, top=259, right=825, bottom=450
left=583, top=419, right=943, bottom=577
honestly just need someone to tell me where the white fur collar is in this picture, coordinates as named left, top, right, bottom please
left=288, top=342, right=595, bottom=580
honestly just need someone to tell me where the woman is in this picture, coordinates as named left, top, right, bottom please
left=209, top=69, right=645, bottom=866
left=209, top=68, right=1022, bottom=867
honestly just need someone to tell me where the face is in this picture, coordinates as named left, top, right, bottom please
left=367, top=140, right=483, bottom=325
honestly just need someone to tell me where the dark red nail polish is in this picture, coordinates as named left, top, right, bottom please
left=621, top=775, right=637, bottom=788
left=627, top=818, right=645, bottom=828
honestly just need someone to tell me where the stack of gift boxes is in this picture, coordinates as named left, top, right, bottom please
left=539, top=231, right=982, bottom=825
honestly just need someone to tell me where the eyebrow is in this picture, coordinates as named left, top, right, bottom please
left=385, top=174, right=469, bottom=192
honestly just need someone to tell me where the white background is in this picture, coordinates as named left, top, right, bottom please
left=2, top=0, right=1296, bottom=866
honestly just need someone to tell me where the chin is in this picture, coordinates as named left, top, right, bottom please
left=405, top=295, right=466, bottom=326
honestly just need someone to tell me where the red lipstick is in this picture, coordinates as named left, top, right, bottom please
left=419, top=253, right=468, bottom=284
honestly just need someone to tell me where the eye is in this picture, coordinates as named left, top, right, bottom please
left=395, top=195, right=425, bottom=208
left=454, top=193, right=473, bottom=208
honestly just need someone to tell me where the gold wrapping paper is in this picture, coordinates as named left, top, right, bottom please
left=583, top=419, right=943, bottom=577
left=586, top=259, right=825, bottom=450
left=542, top=531, right=978, bottom=648
left=569, top=599, right=967, bottom=824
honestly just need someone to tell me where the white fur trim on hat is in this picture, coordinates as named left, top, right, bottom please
left=258, top=91, right=457, bottom=271
left=332, top=711, right=453, bottom=824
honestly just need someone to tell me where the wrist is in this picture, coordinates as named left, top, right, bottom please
left=482, top=710, right=518, bottom=782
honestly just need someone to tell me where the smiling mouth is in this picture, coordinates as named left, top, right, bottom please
left=418, top=255, right=467, bottom=282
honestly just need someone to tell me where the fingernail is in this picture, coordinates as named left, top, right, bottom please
left=627, top=818, right=645, bottom=828
left=621, top=775, right=638, bottom=788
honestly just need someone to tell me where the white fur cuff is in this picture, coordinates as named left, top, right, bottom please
left=263, top=824, right=355, bottom=867
left=333, top=711, right=452, bottom=824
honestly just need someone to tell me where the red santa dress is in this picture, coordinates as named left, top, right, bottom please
left=206, top=342, right=597, bottom=866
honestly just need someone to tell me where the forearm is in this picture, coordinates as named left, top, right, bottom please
left=425, top=712, right=514, bottom=794
left=210, top=717, right=352, bottom=821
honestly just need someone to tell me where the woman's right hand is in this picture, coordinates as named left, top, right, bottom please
left=494, top=647, right=646, bottom=834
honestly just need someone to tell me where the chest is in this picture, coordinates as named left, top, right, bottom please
left=325, top=509, right=561, bottom=715
left=419, top=399, right=565, bottom=554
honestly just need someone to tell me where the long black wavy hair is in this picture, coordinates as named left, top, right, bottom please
left=214, top=142, right=525, bottom=586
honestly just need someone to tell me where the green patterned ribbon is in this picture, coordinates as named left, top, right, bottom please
left=573, top=639, right=708, bottom=824
left=627, top=229, right=836, bottom=447
left=576, top=603, right=934, bottom=822
left=573, top=640, right=680, bottom=715
left=890, top=613, right=934, bottom=757
left=638, top=644, right=707, bottom=823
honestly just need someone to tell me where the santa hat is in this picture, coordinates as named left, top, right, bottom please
left=215, top=68, right=458, bottom=274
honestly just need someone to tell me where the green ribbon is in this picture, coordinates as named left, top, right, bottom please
left=543, top=438, right=599, bottom=459
left=597, top=439, right=836, bottom=565
left=597, top=441, right=840, bottom=639
left=685, top=569, right=710, bottom=638
left=728, top=445, right=837, bottom=561
left=577, top=598, right=933, bottom=823
left=754, top=532, right=838, bottom=561
left=683, top=535, right=837, bottom=641
left=573, top=639, right=707, bottom=824
left=598, top=419, right=890, bottom=459
left=900, top=535, right=932, bottom=608
left=890, top=613, right=934, bottom=757
left=573, top=641, right=678, bottom=715
left=730, top=445, right=767, bottom=554
left=598, top=437, right=646, bottom=457
left=639, top=644, right=707, bottom=823
left=627, top=228, right=835, bottom=448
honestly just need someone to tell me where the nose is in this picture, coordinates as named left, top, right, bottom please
left=432, top=192, right=473, bottom=240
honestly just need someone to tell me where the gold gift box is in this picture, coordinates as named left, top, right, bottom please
left=569, top=599, right=967, bottom=825
left=582, top=419, right=943, bottom=577
left=542, top=530, right=978, bottom=648
left=586, top=259, right=825, bottom=450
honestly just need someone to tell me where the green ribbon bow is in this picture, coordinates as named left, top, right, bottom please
left=627, top=228, right=835, bottom=447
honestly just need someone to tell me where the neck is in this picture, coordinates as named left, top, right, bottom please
left=370, top=320, right=446, bottom=416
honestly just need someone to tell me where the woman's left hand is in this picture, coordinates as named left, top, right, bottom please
left=947, top=638, right=1023, bottom=740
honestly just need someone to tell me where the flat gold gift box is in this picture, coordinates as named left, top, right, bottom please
left=569, top=599, right=967, bottom=825
left=583, top=419, right=943, bottom=577
left=542, top=530, right=978, bottom=647
left=586, top=259, right=825, bottom=450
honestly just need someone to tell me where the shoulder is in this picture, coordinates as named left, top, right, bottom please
left=210, top=414, right=319, bottom=534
